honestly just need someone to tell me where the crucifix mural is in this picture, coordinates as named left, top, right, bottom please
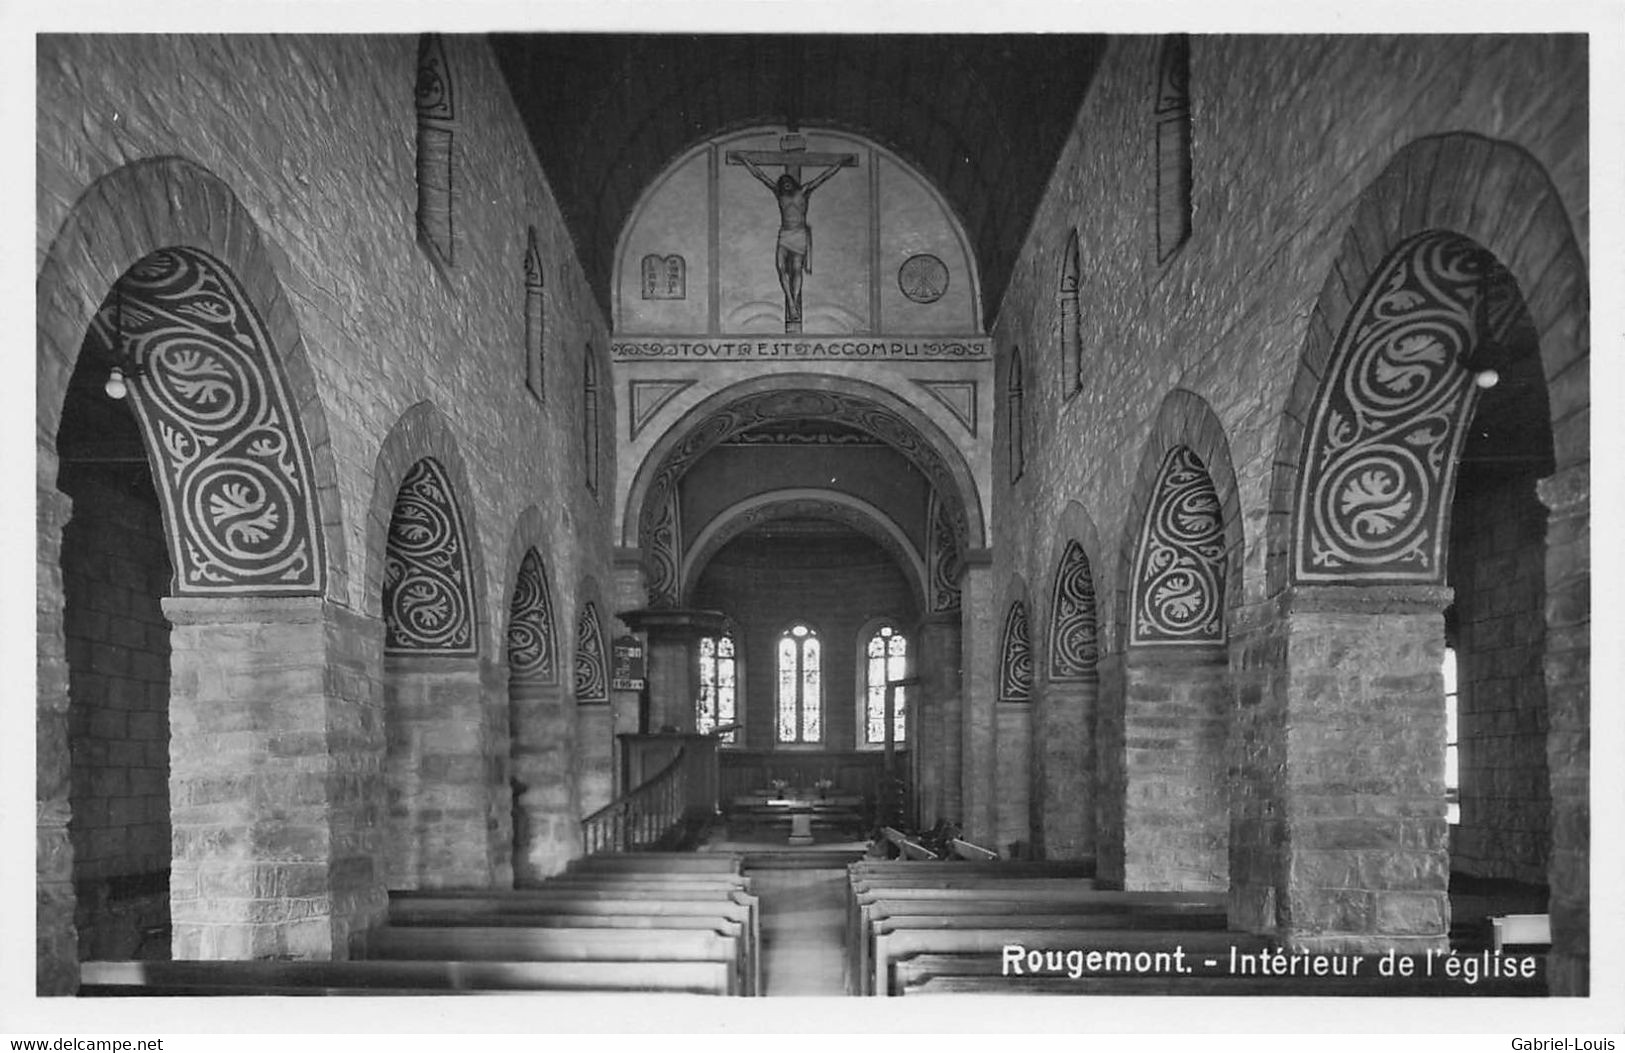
left=727, top=135, right=860, bottom=333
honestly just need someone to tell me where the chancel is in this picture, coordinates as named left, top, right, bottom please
left=33, top=29, right=1591, bottom=1003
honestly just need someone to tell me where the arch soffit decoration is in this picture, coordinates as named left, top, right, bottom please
left=365, top=400, right=490, bottom=653
left=680, top=488, right=929, bottom=611
left=499, top=504, right=561, bottom=687
left=1113, top=389, right=1243, bottom=652
left=1045, top=501, right=1103, bottom=681
left=997, top=583, right=1034, bottom=704
left=1267, top=132, right=1589, bottom=595
left=573, top=577, right=610, bottom=704
left=36, top=155, right=348, bottom=599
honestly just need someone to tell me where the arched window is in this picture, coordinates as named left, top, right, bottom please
left=583, top=344, right=599, bottom=494
left=1444, top=645, right=1460, bottom=826
left=776, top=623, right=821, bottom=744
left=861, top=624, right=909, bottom=747
left=697, top=630, right=738, bottom=745
left=1007, top=346, right=1025, bottom=483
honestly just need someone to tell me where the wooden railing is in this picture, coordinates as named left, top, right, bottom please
left=581, top=747, right=687, bottom=855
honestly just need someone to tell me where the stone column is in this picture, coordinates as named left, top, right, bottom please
left=993, top=703, right=1032, bottom=855
left=1227, top=597, right=1288, bottom=934
left=1093, top=649, right=1127, bottom=887
left=1267, top=584, right=1453, bottom=953
left=380, top=652, right=497, bottom=890
left=958, top=555, right=996, bottom=845
left=509, top=677, right=573, bottom=883
left=1121, top=648, right=1229, bottom=891
left=37, top=486, right=78, bottom=994
left=912, top=611, right=962, bottom=829
left=166, top=596, right=387, bottom=959
left=1037, top=675, right=1097, bottom=860
left=1538, top=463, right=1588, bottom=996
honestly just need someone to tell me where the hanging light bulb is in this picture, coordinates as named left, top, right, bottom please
left=1474, top=369, right=1500, bottom=390
left=104, top=365, right=128, bottom=400
left=103, top=280, right=140, bottom=401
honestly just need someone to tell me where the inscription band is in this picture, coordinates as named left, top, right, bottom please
left=613, top=337, right=990, bottom=362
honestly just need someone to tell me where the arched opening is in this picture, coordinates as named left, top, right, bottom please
left=380, top=456, right=490, bottom=889
left=506, top=547, right=570, bottom=884
left=57, top=283, right=173, bottom=963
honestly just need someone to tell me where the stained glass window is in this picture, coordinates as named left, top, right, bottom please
left=697, top=631, right=737, bottom=744
left=864, top=625, right=908, bottom=746
left=776, top=624, right=821, bottom=744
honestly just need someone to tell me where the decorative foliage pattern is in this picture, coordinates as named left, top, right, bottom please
left=93, top=248, right=325, bottom=595
left=384, top=458, right=477, bottom=654
left=507, top=548, right=557, bottom=684
left=998, top=601, right=1033, bottom=703
left=928, top=490, right=962, bottom=613
left=1293, top=231, right=1486, bottom=583
left=414, top=33, right=454, bottom=120
left=1048, top=540, right=1098, bottom=680
left=574, top=602, right=609, bottom=703
left=640, top=388, right=974, bottom=606
left=1130, top=446, right=1225, bottom=646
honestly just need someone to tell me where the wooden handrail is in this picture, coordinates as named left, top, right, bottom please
left=581, top=747, right=687, bottom=855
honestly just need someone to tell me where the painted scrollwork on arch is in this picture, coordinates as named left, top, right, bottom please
left=1293, top=231, right=1488, bottom=583
left=1130, top=446, right=1225, bottom=647
left=927, top=490, right=962, bottom=612
left=384, top=458, right=477, bottom=655
left=998, top=600, right=1033, bottom=703
left=644, top=488, right=683, bottom=608
left=1048, top=540, right=1098, bottom=680
left=507, top=548, right=558, bottom=684
left=92, top=247, right=326, bottom=595
left=574, top=602, right=609, bottom=704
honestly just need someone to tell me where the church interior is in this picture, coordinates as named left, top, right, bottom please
left=29, top=27, right=1599, bottom=1016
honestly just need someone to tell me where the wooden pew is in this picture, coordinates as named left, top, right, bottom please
left=949, top=838, right=1000, bottom=861
left=880, top=827, right=939, bottom=860
left=566, top=852, right=744, bottom=875
left=390, top=886, right=760, bottom=996
left=874, top=927, right=1262, bottom=997
left=80, top=958, right=733, bottom=996
left=367, top=925, right=744, bottom=996
left=849, top=889, right=1226, bottom=995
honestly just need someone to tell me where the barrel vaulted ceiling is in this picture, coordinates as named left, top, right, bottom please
left=491, top=33, right=1109, bottom=325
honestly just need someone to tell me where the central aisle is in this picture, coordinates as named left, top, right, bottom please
left=752, top=868, right=850, bottom=996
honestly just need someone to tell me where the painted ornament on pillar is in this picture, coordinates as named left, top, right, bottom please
left=1293, top=231, right=1488, bottom=583
left=95, top=247, right=326, bottom=596
left=575, top=602, right=609, bottom=704
left=1130, top=446, right=1225, bottom=646
left=507, top=548, right=558, bottom=684
left=1048, top=540, right=1099, bottom=680
left=998, top=601, right=1033, bottom=703
left=384, top=458, right=477, bottom=655
left=727, top=134, right=859, bottom=333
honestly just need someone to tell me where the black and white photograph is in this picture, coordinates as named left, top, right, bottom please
left=9, top=0, right=1621, bottom=1042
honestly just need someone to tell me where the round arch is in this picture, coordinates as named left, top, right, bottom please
left=37, top=155, right=348, bottom=598
left=1267, top=132, right=1588, bottom=595
left=680, top=488, right=929, bottom=612
left=364, top=400, right=492, bottom=655
left=623, top=373, right=988, bottom=606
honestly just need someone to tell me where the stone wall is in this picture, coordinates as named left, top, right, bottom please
left=59, top=466, right=172, bottom=961
left=1449, top=467, right=1551, bottom=884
